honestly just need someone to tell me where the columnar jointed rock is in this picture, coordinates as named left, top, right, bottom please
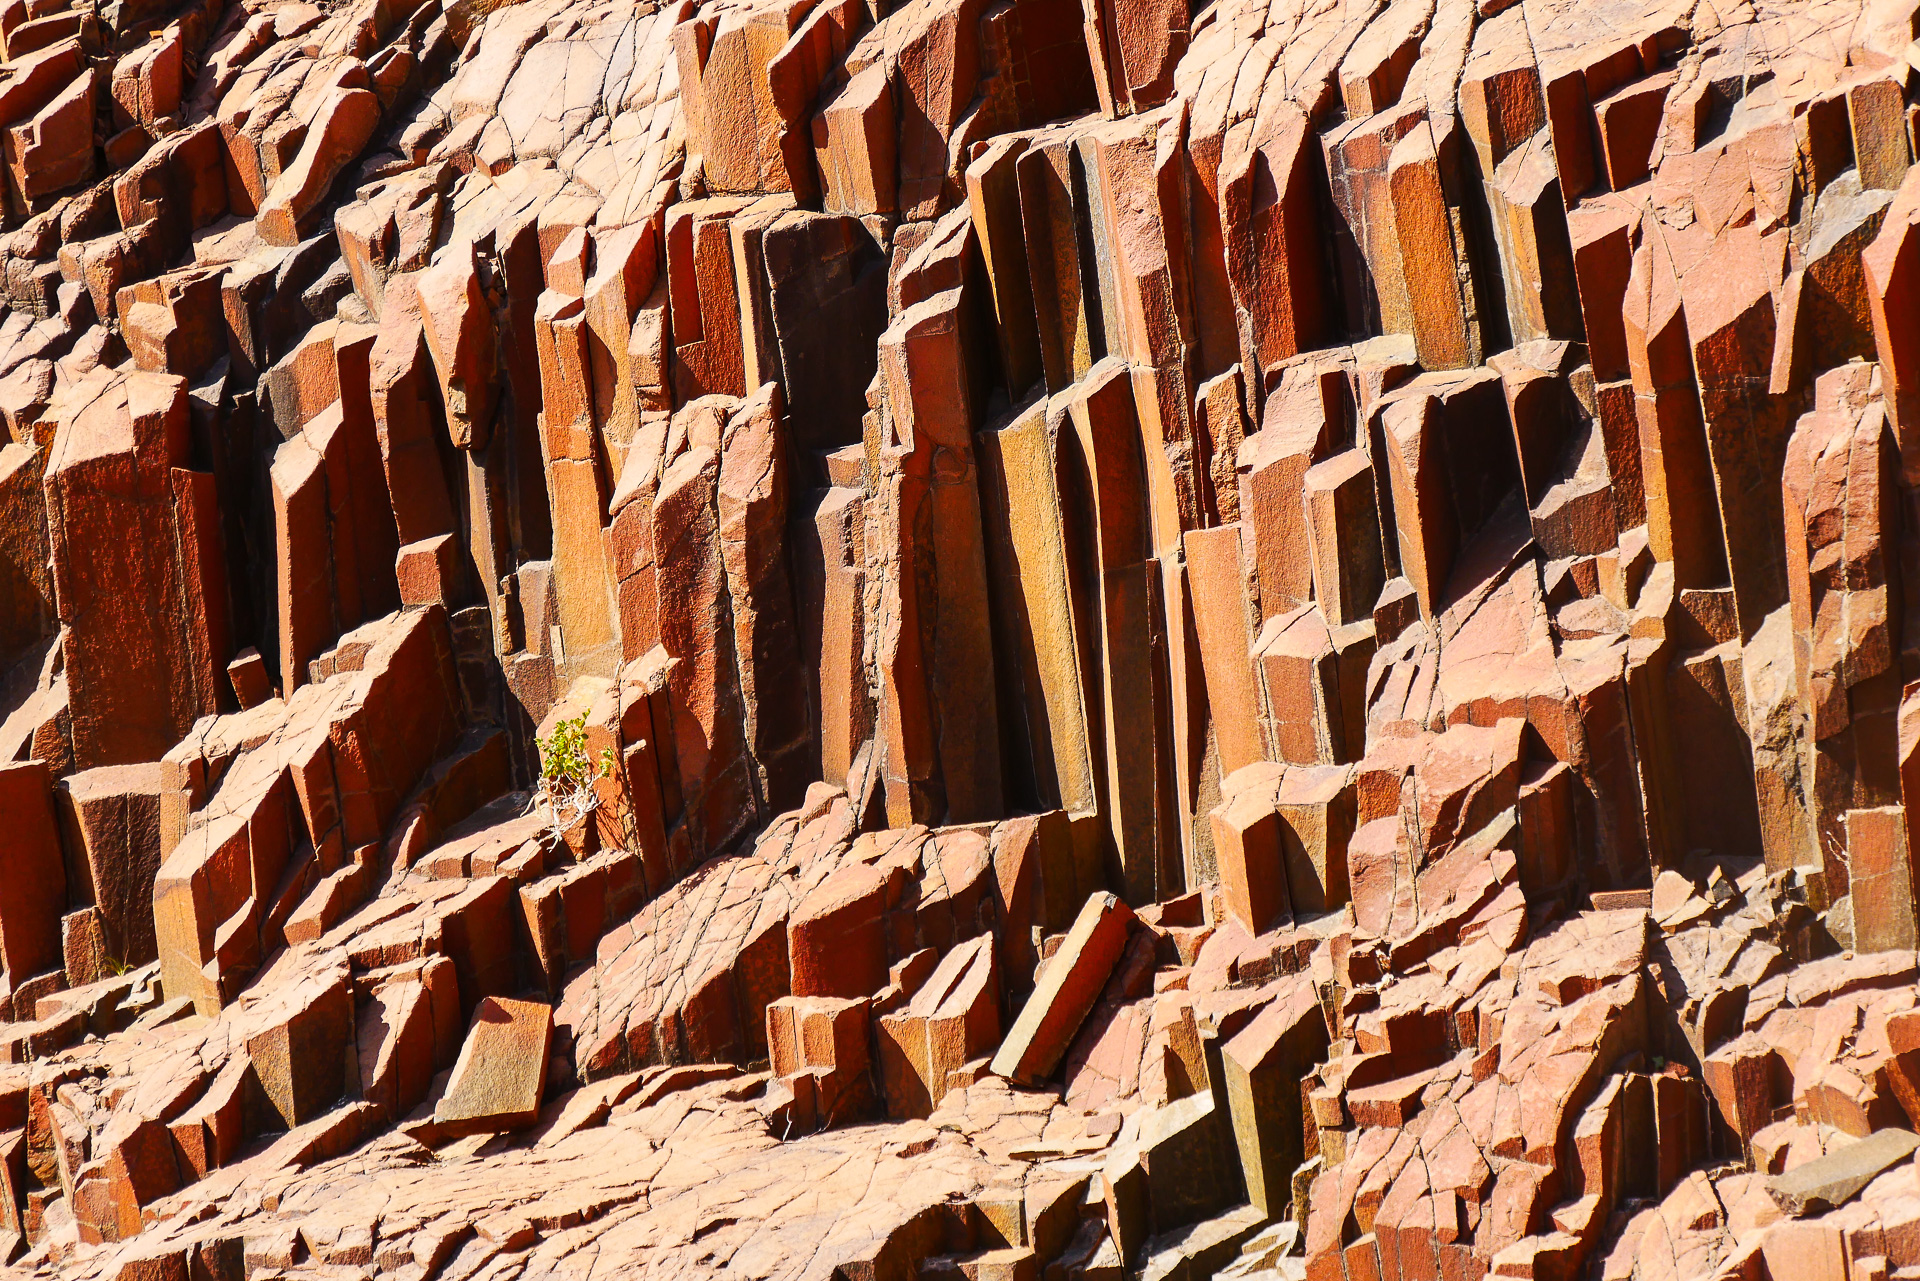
left=0, top=0, right=1917, bottom=1274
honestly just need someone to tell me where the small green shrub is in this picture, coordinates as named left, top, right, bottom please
left=534, top=716, right=614, bottom=847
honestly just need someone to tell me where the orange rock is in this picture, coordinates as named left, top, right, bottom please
left=991, top=892, right=1135, bottom=1085
left=877, top=934, right=999, bottom=1118
left=434, top=996, right=554, bottom=1135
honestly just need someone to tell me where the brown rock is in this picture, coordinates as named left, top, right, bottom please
left=246, top=966, right=354, bottom=1130
left=434, top=996, right=554, bottom=1135
left=877, top=934, right=1000, bottom=1118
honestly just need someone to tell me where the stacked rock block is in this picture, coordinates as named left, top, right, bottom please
left=0, top=0, right=1914, bottom=1273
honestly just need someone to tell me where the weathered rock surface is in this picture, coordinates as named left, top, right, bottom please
left=0, top=0, right=1916, bottom=1274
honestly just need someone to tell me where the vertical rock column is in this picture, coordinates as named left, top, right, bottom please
left=44, top=368, right=231, bottom=769
left=874, top=288, right=1005, bottom=828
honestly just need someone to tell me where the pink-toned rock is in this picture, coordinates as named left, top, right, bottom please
left=991, top=892, right=1135, bottom=1085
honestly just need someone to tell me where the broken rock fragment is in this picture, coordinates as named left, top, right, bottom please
left=433, top=996, right=554, bottom=1136
left=991, top=892, right=1135, bottom=1086
left=1766, top=1129, right=1920, bottom=1217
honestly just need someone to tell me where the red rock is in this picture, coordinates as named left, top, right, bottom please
left=1184, top=525, right=1264, bottom=778
left=1221, top=103, right=1326, bottom=376
left=790, top=860, right=890, bottom=1000
left=415, top=241, right=497, bottom=452
left=765, top=992, right=875, bottom=1132
left=245, top=966, right=354, bottom=1130
left=225, top=649, right=271, bottom=710
left=1103, top=1089, right=1243, bottom=1259
left=1210, top=764, right=1290, bottom=936
left=874, top=288, right=1006, bottom=832
left=395, top=534, right=459, bottom=607
left=108, top=28, right=182, bottom=137
left=434, top=996, right=553, bottom=1135
left=7, top=3, right=1920, bottom=1272
left=991, top=892, right=1135, bottom=1085
left=652, top=440, right=756, bottom=857
left=976, top=404, right=1098, bottom=817
left=357, top=973, right=438, bottom=1122
left=1222, top=976, right=1332, bottom=1215
left=814, top=66, right=897, bottom=217
left=1848, top=807, right=1919, bottom=952
left=368, top=275, right=459, bottom=546
left=665, top=198, right=751, bottom=399
left=1865, top=165, right=1920, bottom=458
left=43, top=370, right=228, bottom=769
left=252, top=82, right=378, bottom=246
left=718, top=384, right=812, bottom=812
left=57, top=765, right=166, bottom=971
left=5, top=63, right=94, bottom=205
left=877, top=934, right=1000, bottom=1118
left=0, top=761, right=62, bottom=993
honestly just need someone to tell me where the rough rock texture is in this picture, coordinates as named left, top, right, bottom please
left=1, top=0, right=1920, bottom=1275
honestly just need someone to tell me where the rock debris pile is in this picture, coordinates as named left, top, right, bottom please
left=0, top=0, right=1916, bottom=1274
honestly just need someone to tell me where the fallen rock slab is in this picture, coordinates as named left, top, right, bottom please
left=991, top=892, right=1136, bottom=1086
left=433, top=996, right=554, bottom=1136
left=1766, top=1128, right=1920, bottom=1217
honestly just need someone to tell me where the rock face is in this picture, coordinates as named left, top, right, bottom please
left=0, top=0, right=1917, bottom=1275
